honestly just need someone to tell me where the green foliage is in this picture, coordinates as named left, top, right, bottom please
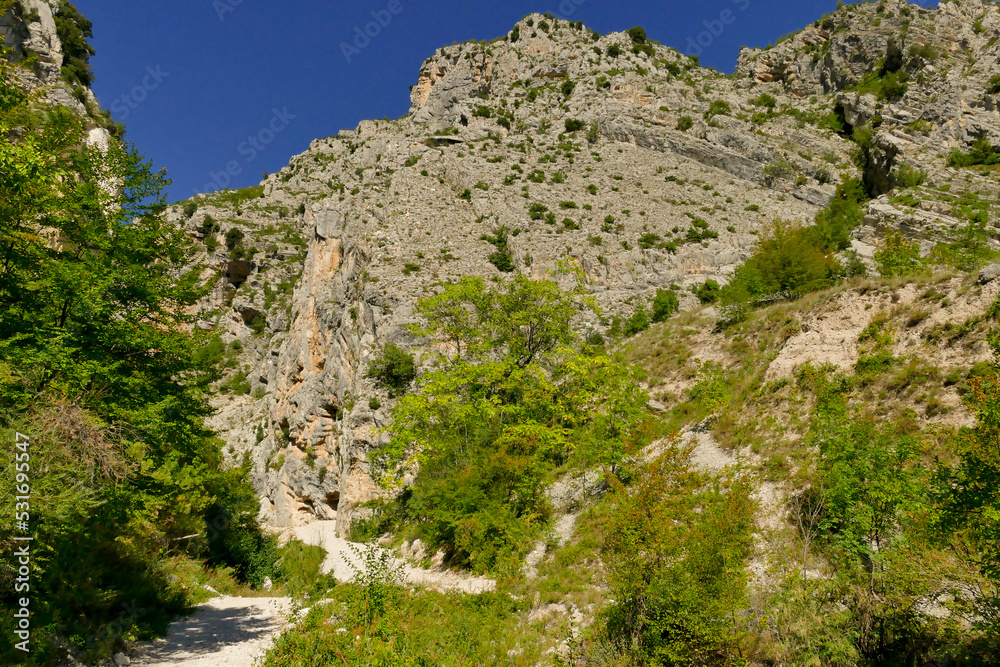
left=54, top=1, right=95, bottom=87
left=941, top=357, right=1000, bottom=631
left=676, top=115, right=694, bottom=131
left=602, top=445, right=756, bottom=664
left=706, top=99, right=732, bottom=118
left=382, top=277, right=647, bottom=574
left=811, top=392, right=922, bottom=573
left=849, top=68, right=909, bottom=101
left=480, top=225, right=516, bottom=273
left=366, top=343, right=417, bottom=397
left=874, top=229, right=920, bottom=278
left=626, top=26, right=648, bottom=43
left=561, top=79, right=576, bottom=98
left=564, top=118, right=584, bottom=133
left=893, top=162, right=927, bottom=188
left=224, top=226, right=244, bottom=250
left=694, top=279, right=721, bottom=304
left=989, top=73, right=1000, bottom=95
left=947, top=137, right=1000, bottom=168
left=0, top=57, right=272, bottom=662
left=750, top=92, right=777, bottom=108
left=652, top=288, right=679, bottom=323
left=812, top=176, right=867, bottom=252
left=262, top=584, right=523, bottom=666
left=182, top=200, right=198, bottom=218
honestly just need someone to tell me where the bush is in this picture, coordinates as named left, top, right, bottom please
left=481, top=226, right=516, bottom=273
left=947, top=137, right=1000, bottom=168
left=183, top=201, right=198, bottom=218
left=602, top=448, right=756, bottom=665
left=893, top=163, right=927, bottom=188
left=750, top=93, right=777, bottom=108
left=874, top=229, right=920, bottom=278
left=652, top=288, right=679, bottom=322
left=366, top=343, right=417, bottom=397
left=564, top=118, right=585, bottom=133
left=719, top=219, right=841, bottom=321
left=706, top=100, right=731, bottom=118
left=225, top=227, right=244, bottom=251
left=607, top=44, right=622, bottom=58
left=989, top=73, right=1000, bottom=95
left=561, top=79, right=577, bottom=98
left=676, top=115, right=694, bottom=131
left=693, top=279, right=721, bottom=304
left=627, top=26, right=648, bottom=43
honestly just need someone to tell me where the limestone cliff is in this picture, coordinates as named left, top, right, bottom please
left=171, top=1, right=1000, bottom=535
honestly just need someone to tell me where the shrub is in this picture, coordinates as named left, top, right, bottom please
left=893, top=163, right=927, bottom=188
left=561, top=79, right=577, bottom=98
left=694, top=279, right=721, bottom=304
left=627, top=26, right=648, bottom=43
left=989, top=73, right=1000, bottom=95
left=652, top=288, right=679, bottom=322
left=366, top=343, right=417, bottom=397
left=638, top=233, right=661, bottom=249
left=623, top=306, right=651, bottom=336
left=225, top=227, right=245, bottom=251
left=676, top=115, right=694, bottom=131
left=750, top=93, right=777, bottom=108
left=528, top=202, right=548, bottom=220
left=947, top=137, right=1000, bottom=168
left=607, top=44, right=622, bottom=58
left=565, top=118, right=585, bottom=133
left=706, top=100, right=731, bottom=117
left=874, top=229, right=920, bottom=278
left=183, top=201, right=198, bottom=218
left=481, top=226, right=516, bottom=273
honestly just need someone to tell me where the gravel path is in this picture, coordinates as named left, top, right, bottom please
left=130, top=596, right=291, bottom=667
left=129, top=526, right=493, bottom=666
left=291, top=520, right=496, bottom=593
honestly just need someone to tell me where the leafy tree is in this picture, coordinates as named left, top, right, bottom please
left=602, top=445, right=756, bottom=664
left=0, top=36, right=272, bottom=662
left=380, top=277, right=648, bottom=574
left=941, top=351, right=1000, bottom=633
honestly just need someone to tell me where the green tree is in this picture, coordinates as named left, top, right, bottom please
left=0, top=36, right=271, bottom=663
left=380, top=277, right=648, bottom=574
left=602, top=444, right=756, bottom=664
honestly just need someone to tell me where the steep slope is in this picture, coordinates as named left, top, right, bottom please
left=174, top=1, right=1000, bottom=536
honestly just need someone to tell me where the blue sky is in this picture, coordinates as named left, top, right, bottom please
left=75, top=0, right=937, bottom=202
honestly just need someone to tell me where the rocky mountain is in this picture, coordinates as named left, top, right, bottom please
left=159, top=0, right=1000, bottom=538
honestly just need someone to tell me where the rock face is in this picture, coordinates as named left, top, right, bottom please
left=133, top=3, right=1000, bottom=533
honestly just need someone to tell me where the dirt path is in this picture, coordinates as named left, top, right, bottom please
left=130, top=596, right=291, bottom=667
left=291, top=520, right=496, bottom=593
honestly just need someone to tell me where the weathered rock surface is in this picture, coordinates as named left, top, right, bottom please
left=159, top=2, right=1000, bottom=534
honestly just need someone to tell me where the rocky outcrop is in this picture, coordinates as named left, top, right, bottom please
left=166, top=4, right=1000, bottom=534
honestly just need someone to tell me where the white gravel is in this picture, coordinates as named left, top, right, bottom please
left=130, top=596, right=291, bottom=667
